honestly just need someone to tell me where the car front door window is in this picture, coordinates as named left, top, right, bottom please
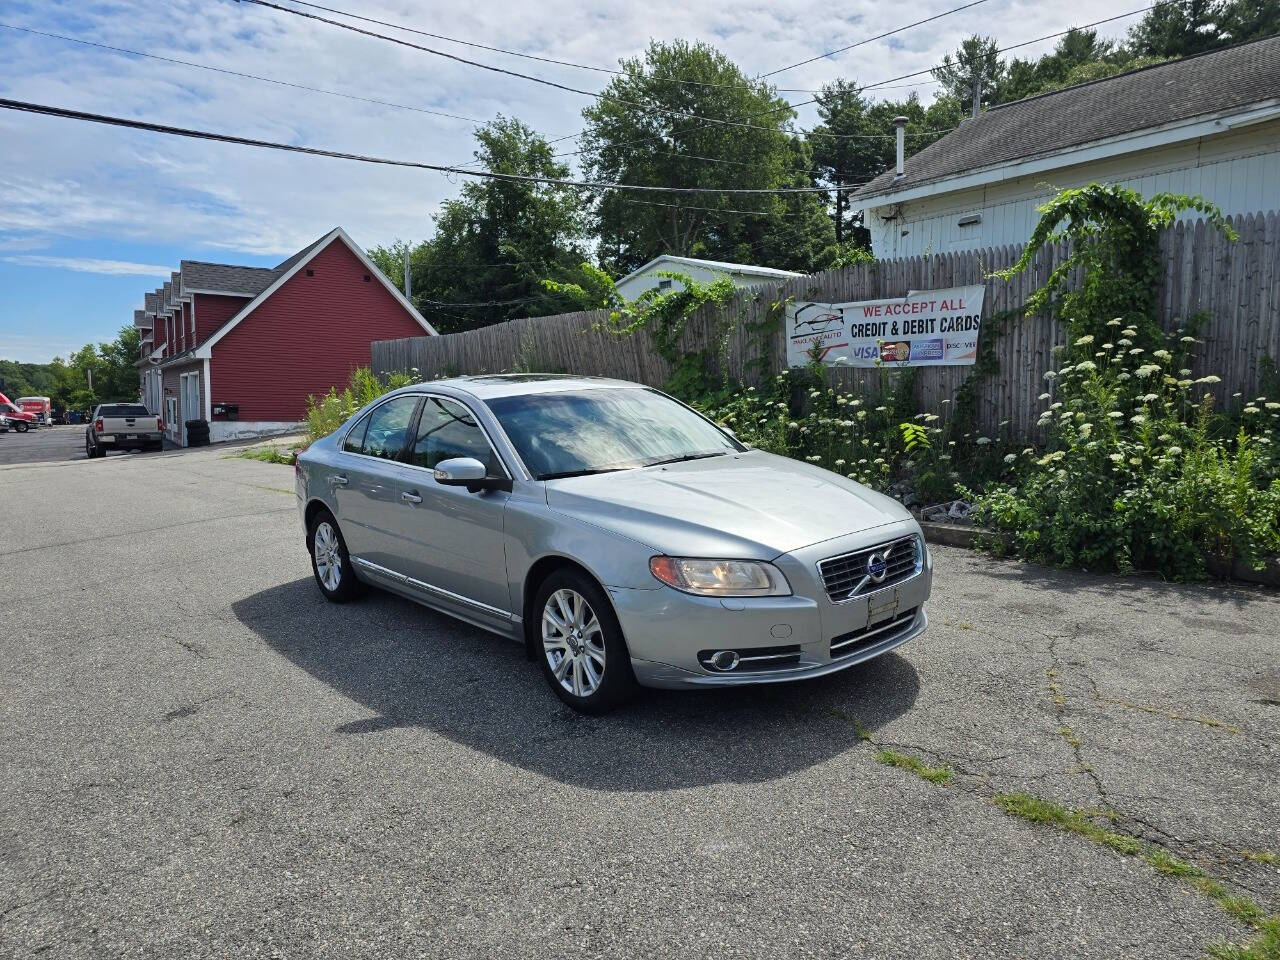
left=410, top=396, right=500, bottom=473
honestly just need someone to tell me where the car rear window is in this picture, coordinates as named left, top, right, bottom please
left=99, top=404, right=152, bottom=417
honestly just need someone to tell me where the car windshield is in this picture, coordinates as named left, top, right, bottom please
left=485, top=388, right=742, bottom=480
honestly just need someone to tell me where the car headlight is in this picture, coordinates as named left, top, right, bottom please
left=648, top=556, right=791, bottom=597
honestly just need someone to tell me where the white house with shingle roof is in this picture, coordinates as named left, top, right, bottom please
left=850, top=36, right=1280, bottom=260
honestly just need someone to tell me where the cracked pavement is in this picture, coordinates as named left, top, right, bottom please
left=1, top=443, right=1278, bottom=958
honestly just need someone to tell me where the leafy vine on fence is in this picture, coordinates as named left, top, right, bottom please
left=995, top=183, right=1236, bottom=350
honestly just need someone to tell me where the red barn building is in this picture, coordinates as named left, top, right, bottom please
left=134, top=228, right=434, bottom=445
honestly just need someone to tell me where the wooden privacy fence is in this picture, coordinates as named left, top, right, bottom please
left=372, top=211, right=1280, bottom=438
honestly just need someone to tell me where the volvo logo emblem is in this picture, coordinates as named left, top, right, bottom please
left=866, top=551, right=889, bottom=582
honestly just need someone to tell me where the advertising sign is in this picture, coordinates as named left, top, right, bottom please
left=786, top=284, right=986, bottom=368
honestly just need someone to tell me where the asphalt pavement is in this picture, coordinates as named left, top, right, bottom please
left=0, top=425, right=92, bottom=466
left=1, top=444, right=1277, bottom=958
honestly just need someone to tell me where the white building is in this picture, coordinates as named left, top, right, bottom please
left=850, top=36, right=1280, bottom=260
left=614, top=254, right=801, bottom=300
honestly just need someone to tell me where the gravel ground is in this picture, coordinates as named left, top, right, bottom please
left=1, top=445, right=1277, bottom=959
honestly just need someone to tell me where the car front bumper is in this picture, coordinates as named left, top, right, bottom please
left=611, top=519, right=933, bottom=689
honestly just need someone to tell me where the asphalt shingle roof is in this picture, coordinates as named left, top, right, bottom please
left=179, top=260, right=281, bottom=297
left=854, top=36, right=1280, bottom=200
left=133, top=309, right=150, bottom=328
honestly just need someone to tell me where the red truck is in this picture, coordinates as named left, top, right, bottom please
left=0, top=391, right=37, bottom=433
left=16, top=396, right=52, bottom=425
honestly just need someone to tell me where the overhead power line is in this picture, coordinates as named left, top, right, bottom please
left=0, top=96, right=863, bottom=195
left=242, top=0, right=805, bottom=135
left=270, top=0, right=623, bottom=76
left=242, top=0, right=936, bottom=142
left=259, top=0, right=938, bottom=96
left=856, top=5, right=1159, bottom=93
left=0, top=21, right=489, bottom=127
left=760, top=0, right=992, bottom=78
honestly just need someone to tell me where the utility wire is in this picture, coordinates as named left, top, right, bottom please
left=262, top=0, right=951, bottom=95
left=856, top=5, right=1159, bottom=93
left=554, top=4, right=1160, bottom=171
left=241, top=0, right=808, bottom=135
left=0, top=96, right=865, bottom=194
left=0, top=21, right=487, bottom=127
left=760, top=0, right=992, bottom=78
left=242, top=0, right=938, bottom=141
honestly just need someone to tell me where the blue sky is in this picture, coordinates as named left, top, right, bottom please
left=0, top=0, right=1134, bottom=362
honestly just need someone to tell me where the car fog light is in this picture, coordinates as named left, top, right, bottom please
left=709, top=650, right=740, bottom=671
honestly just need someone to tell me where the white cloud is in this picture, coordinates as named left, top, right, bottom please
left=3, top=254, right=174, bottom=276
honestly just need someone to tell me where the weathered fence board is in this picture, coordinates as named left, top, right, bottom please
left=372, top=213, right=1279, bottom=438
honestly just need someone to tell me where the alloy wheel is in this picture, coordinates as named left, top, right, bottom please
left=542, top=588, right=606, bottom=698
left=313, top=521, right=342, bottom=592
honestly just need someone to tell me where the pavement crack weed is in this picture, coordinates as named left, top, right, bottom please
left=874, top=748, right=953, bottom=784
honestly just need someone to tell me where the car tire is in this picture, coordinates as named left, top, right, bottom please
left=308, top=509, right=362, bottom=603
left=534, top=569, right=637, bottom=713
left=15, top=422, right=28, bottom=433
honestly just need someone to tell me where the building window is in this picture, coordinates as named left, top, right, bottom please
left=657, top=279, right=672, bottom=291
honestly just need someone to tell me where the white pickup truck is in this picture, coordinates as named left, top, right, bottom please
left=85, top=403, right=165, bottom=457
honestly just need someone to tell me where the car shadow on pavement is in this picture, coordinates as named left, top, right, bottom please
left=233, top=578, right=920, bottom=792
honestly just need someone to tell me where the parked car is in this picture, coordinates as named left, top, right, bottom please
left=15, top=396, right=52, bottom=425
left=85, top=403, right=165, bottom=457
left=296, top=375, right=932, bottom=712
left=0, top=392, right=36, bottom=432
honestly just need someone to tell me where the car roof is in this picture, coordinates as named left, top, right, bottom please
left=399, top=374, right=649, bottom=401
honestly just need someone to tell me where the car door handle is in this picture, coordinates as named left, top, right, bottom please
left=329, top=475, right=349, bottom=486
left=401, top=491, right=422, bottom=504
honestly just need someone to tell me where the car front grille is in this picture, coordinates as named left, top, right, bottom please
left=829, top=608, right=919, bottom=659
left=818, top=535, right=921, bottom=603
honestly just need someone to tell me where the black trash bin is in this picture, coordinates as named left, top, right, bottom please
left=185, top=419, right=210, bottom=447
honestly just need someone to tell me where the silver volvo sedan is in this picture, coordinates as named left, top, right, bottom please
left=296, top=375, right=932, bottom=712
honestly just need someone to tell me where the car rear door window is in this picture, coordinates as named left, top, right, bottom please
left=359, top=396, right=419, bottom=460
left=410, top=397, right=498, bottom=471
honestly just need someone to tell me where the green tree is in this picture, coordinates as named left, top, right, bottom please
left=1126, top=0, right=1223, bottom=58
left=579, top=39, right=833, bottom=274
left=96, top=325, right=141, bottom=400
left=1000, top=30, right=1130, bottom=101
left=931, top=36, right=1006, bottom=110
left=369, top=116, right=587, bottom=333
left=808, top=82, right=963, bottom=246
left=1211, top=0, right=1280, bottom=44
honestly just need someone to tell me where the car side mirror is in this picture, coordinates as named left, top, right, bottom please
left=433, top=457, right=487, bottom=486
left=721, top=426, right=738, bottom=440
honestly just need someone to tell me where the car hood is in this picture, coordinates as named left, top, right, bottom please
left=544, top=450, right=911, bottom=558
